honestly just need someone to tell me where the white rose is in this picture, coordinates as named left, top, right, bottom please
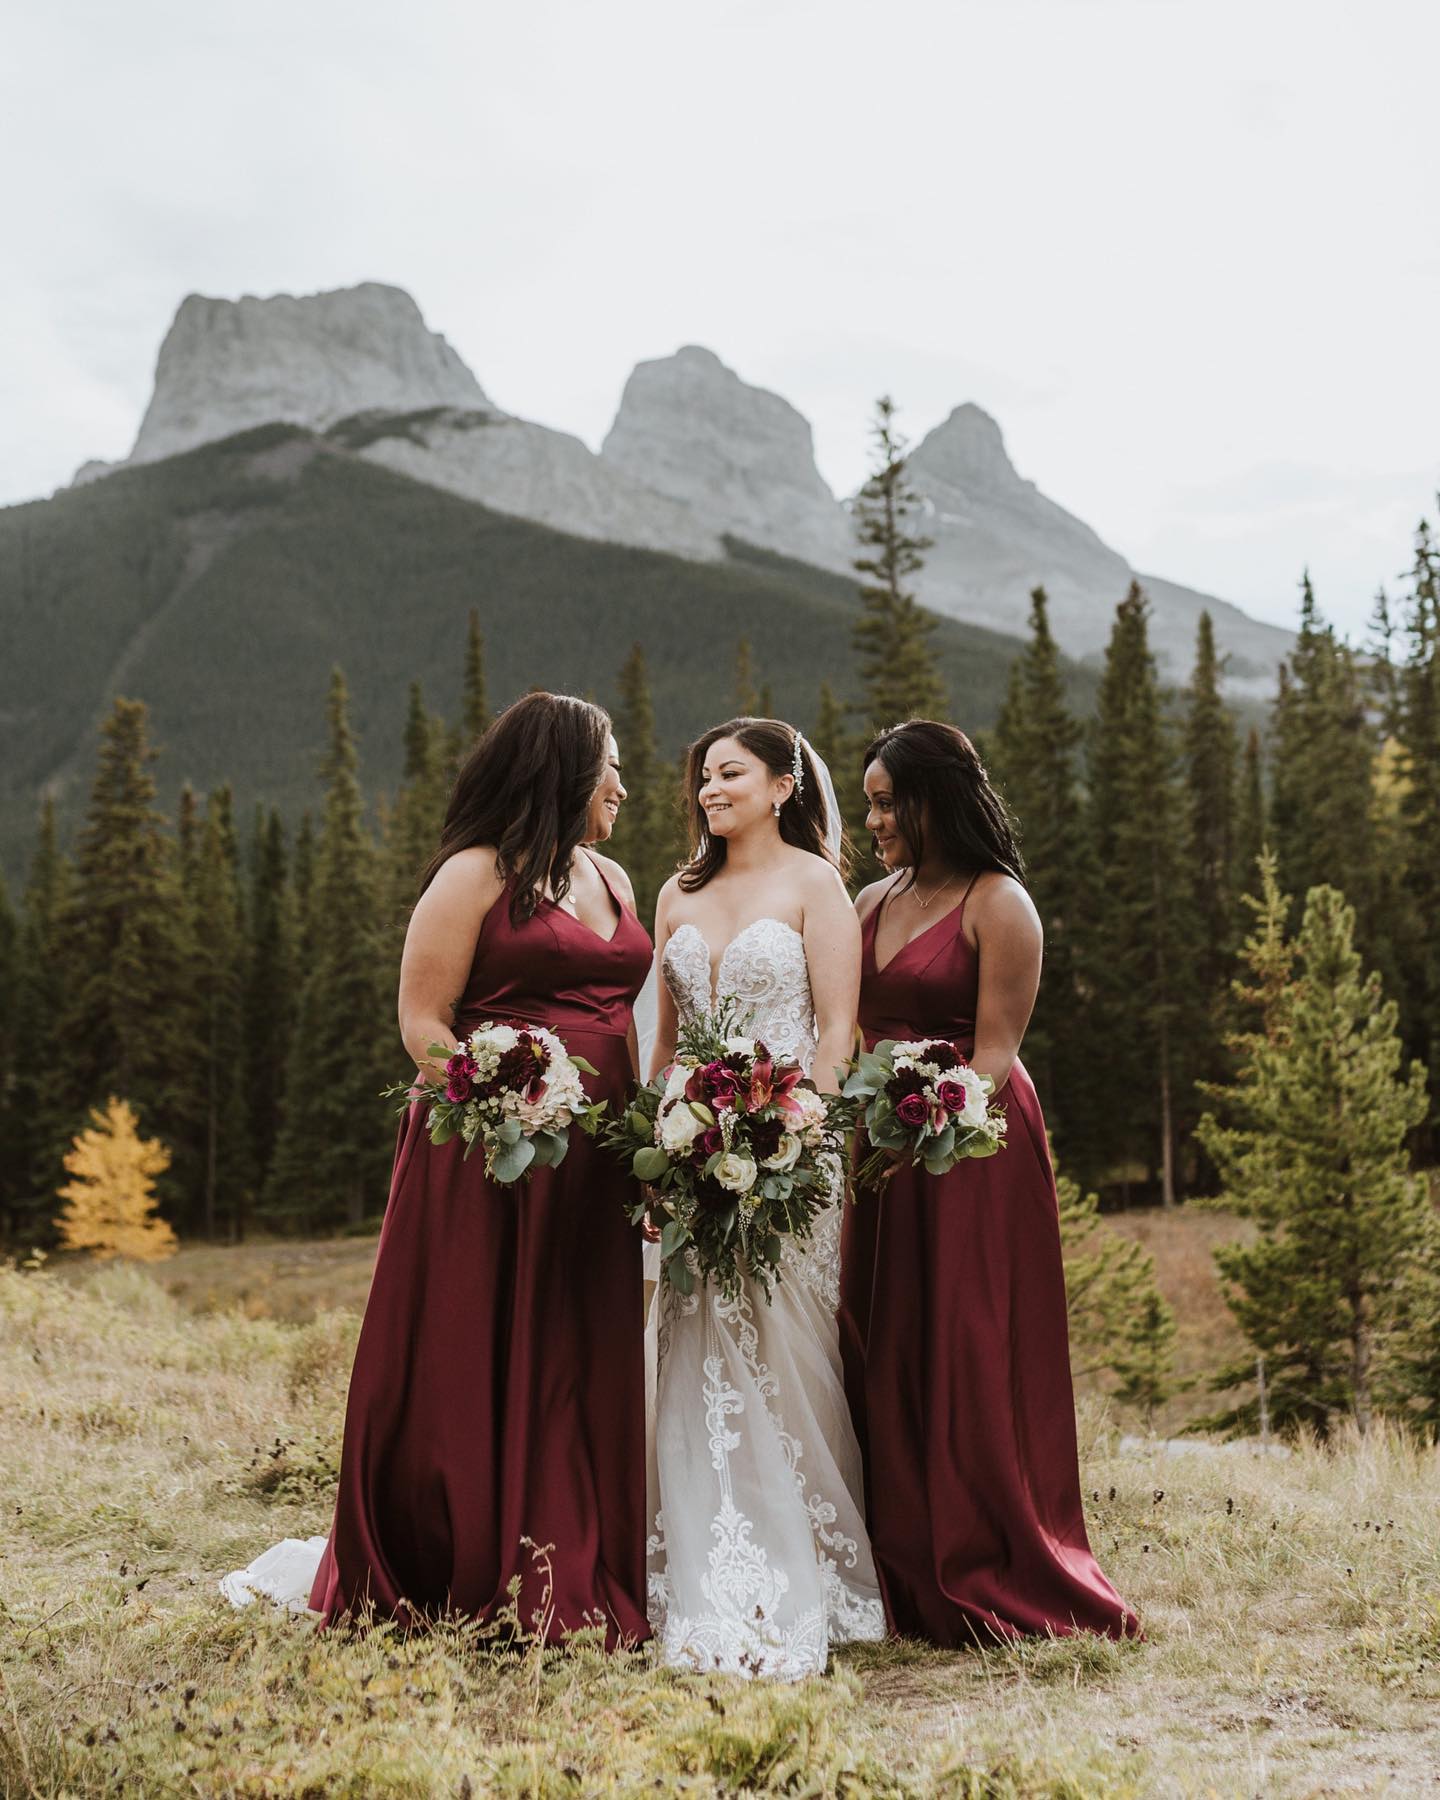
left=761, top=1132, right=803, bottom=1172
left=723, top=1035, right=756, bottom=1059
left=483, top=1024, right=520, bottom=1053
left=714, top=1151, right=758, bottom=1195
left=949, top=1066, right=990, bottom=1129
left=663, top=1062, right=693, bottom=1102
left=659, top=1101, right=704, bottom=1153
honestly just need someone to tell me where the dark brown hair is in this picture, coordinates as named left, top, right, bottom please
left=420, top=691, right=611, bottom=925
left=863, top=719, right=1025, bottom=890
left=678, top=716, right=847, bottom=891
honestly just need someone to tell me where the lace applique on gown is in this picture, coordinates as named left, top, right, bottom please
left=645, top=918, right=885, bottom=1679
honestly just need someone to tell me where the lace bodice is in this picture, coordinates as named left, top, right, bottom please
left=662, top=919, right=817, bottom=1072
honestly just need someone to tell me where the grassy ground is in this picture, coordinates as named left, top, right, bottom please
left=4, top=1258, right=1438, bottom=1796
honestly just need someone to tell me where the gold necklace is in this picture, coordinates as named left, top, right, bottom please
left=910, top=870, right=958, bottom=911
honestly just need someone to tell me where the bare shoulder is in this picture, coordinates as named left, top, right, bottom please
left=795, top=848, right=850, bottom=900
left=425, top=844, right=502, bottom=901
left=853, top=874, right=896, bottom=924
left=969, top=872, right=1041, bottom=943
left=588, top=849, right=636, bottom=911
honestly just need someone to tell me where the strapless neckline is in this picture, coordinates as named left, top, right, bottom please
left=667, top=917, right=802, bottom=1010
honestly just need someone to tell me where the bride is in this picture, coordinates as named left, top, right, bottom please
left=642, top=716, right=885, bottom=1679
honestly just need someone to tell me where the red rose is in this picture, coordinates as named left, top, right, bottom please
left=937, top=1080, right=966, bottom=1113
left=895, top=1092, right=929, bottom=1128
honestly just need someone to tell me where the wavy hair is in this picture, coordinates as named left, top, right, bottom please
left=420, top=691, right=611, bottom=925
left=678, top=716, right=847, bottom=891
left=862, top=719, right=1025, bottom=890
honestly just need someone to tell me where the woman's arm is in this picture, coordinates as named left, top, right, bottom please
left=397, top=847, right=505, bottom=1084
left=968, top=876, right=1043, bottom=1094
left=803, top=865, right=862, bottom=1095
left=646, top=880, right=681, bottom=1082
left=590, top=851, right=646, bottom=1074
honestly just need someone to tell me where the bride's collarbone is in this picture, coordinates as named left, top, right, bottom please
left=669, top=912, right=806, bottom=954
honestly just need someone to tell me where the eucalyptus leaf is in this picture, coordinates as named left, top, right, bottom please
left=633, top=1146, right=670, bottom=1182
left=491, top=1136, right=536, bottom=1185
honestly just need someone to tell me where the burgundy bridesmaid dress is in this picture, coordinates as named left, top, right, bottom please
left=839, top=889, right=1138, bottom=1646
left=309, top=858, right=652, bottom=1646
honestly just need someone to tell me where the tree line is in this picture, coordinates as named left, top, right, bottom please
left=0, top=402, right=1436, bottom=1438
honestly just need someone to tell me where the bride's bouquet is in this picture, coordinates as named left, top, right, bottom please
left=841, top=1036, right=1006, bottom=1190
left=384, top=1021, right=601, bottom=1186
left=601, top=999, right=844, bottom=1303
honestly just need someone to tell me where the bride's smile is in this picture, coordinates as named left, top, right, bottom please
left=698, top=737, right=795, bottom=840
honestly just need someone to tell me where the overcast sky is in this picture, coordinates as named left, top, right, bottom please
left=4, top=0, right=1436, bottom=638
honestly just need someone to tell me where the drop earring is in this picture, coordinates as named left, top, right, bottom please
left=772, top=801, right=782, bottom=817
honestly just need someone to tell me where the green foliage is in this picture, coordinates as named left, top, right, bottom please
left=1269, top=574, right=1381, bottom=941
left=606, top=643, right=684, bottom=928
left=461, top=604, right=490, bottom=744
left=1196, top=859, right=1434, bottom=1437
left=1085, top=585, right=1196, bottom=1202
left=60, top=700, right=203, bottom=1224
left=190, top=789, right=250, bottom=1238
left=851, top=396, right=947, bottom=729
left=1, top=801, right=76, bottom=1241
left=265, top=672, right=391, bottom=1230
left=1059, top=1167, right=1177, bottom=1422
left=242, top=808, right=295, bottom=1210
left=991, top=587, right=1090, bottom=1159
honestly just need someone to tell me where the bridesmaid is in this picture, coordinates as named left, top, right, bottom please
left=839, top=719, right=1138, bottom=1646
left=309, top=691, right=652, bottom=1645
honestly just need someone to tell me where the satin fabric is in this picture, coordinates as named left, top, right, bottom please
left=839, top=892, right=1139, bottom=1646
left=309, top=860, right=652, bottom=1646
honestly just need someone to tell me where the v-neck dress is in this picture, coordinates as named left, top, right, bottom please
left=838, top=889, right=1139, bottom=1645
left=307, top=862, right=653, bottom=1643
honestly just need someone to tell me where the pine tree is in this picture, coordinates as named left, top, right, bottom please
left=0, top=875, right=18, bottom=1237
left=61, top=701, right=201, bottom=1225
left=243, top=809, right=295, bottom=1207
left=462, top=607, right=490, bottom=743
left=56, top=1097, right=178, bottom=1262
left=1182, top=612, right=1238, bottom=1166
left=1112, top=1291, right=1182, bottom=1432
left=1086, top=584, right=1195, bottom=1202
left=266, top=671, right=391, bottom=1230
left=4, top=800, right=76, bottom=1241
left=990, top=588, right=1088, bottom=1158
left=292, top=812, right=317, bottom=968
left=607, top=644, right=680, bottom=927
left=1233, top=727, right=1267, bottom=907
left=1059, top=1166, right=1176, bottom=1419
left=1196, top=859, right=1433, bottom=1436
left=386, top=681, right=450, bottom=940
left=810, top=680, right=866, bottom=859
left=851, top=396, right=945, bottom=729
left=1393, top=514, right=1440, bottom=1132
left=192, top=789, right=249, bottom=1238
left=1269, top=574, right=1379, bottom=933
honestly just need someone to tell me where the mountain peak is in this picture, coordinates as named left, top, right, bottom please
left=909, top=402, right=1020, bottom=491
left=125, top=282, right=491, bottom=468
left=601, top=347, right=853, bottom=572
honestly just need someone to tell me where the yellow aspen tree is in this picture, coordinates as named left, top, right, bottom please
left=56, top=1097, right=178, bottom=1262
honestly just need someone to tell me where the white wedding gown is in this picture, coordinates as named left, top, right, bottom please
left=645, top=918, right=886, bottom=1679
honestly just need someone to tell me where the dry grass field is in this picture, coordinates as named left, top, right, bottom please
left=5, top=1243, right=1439, bottom=1797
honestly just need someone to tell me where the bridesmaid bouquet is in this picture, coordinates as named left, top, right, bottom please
left=841, top=1037, right=1006, bottom=1190
left=385, top=1021, right=601, bottom=1186
left=601, top=1000, right=844, bottom=1303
